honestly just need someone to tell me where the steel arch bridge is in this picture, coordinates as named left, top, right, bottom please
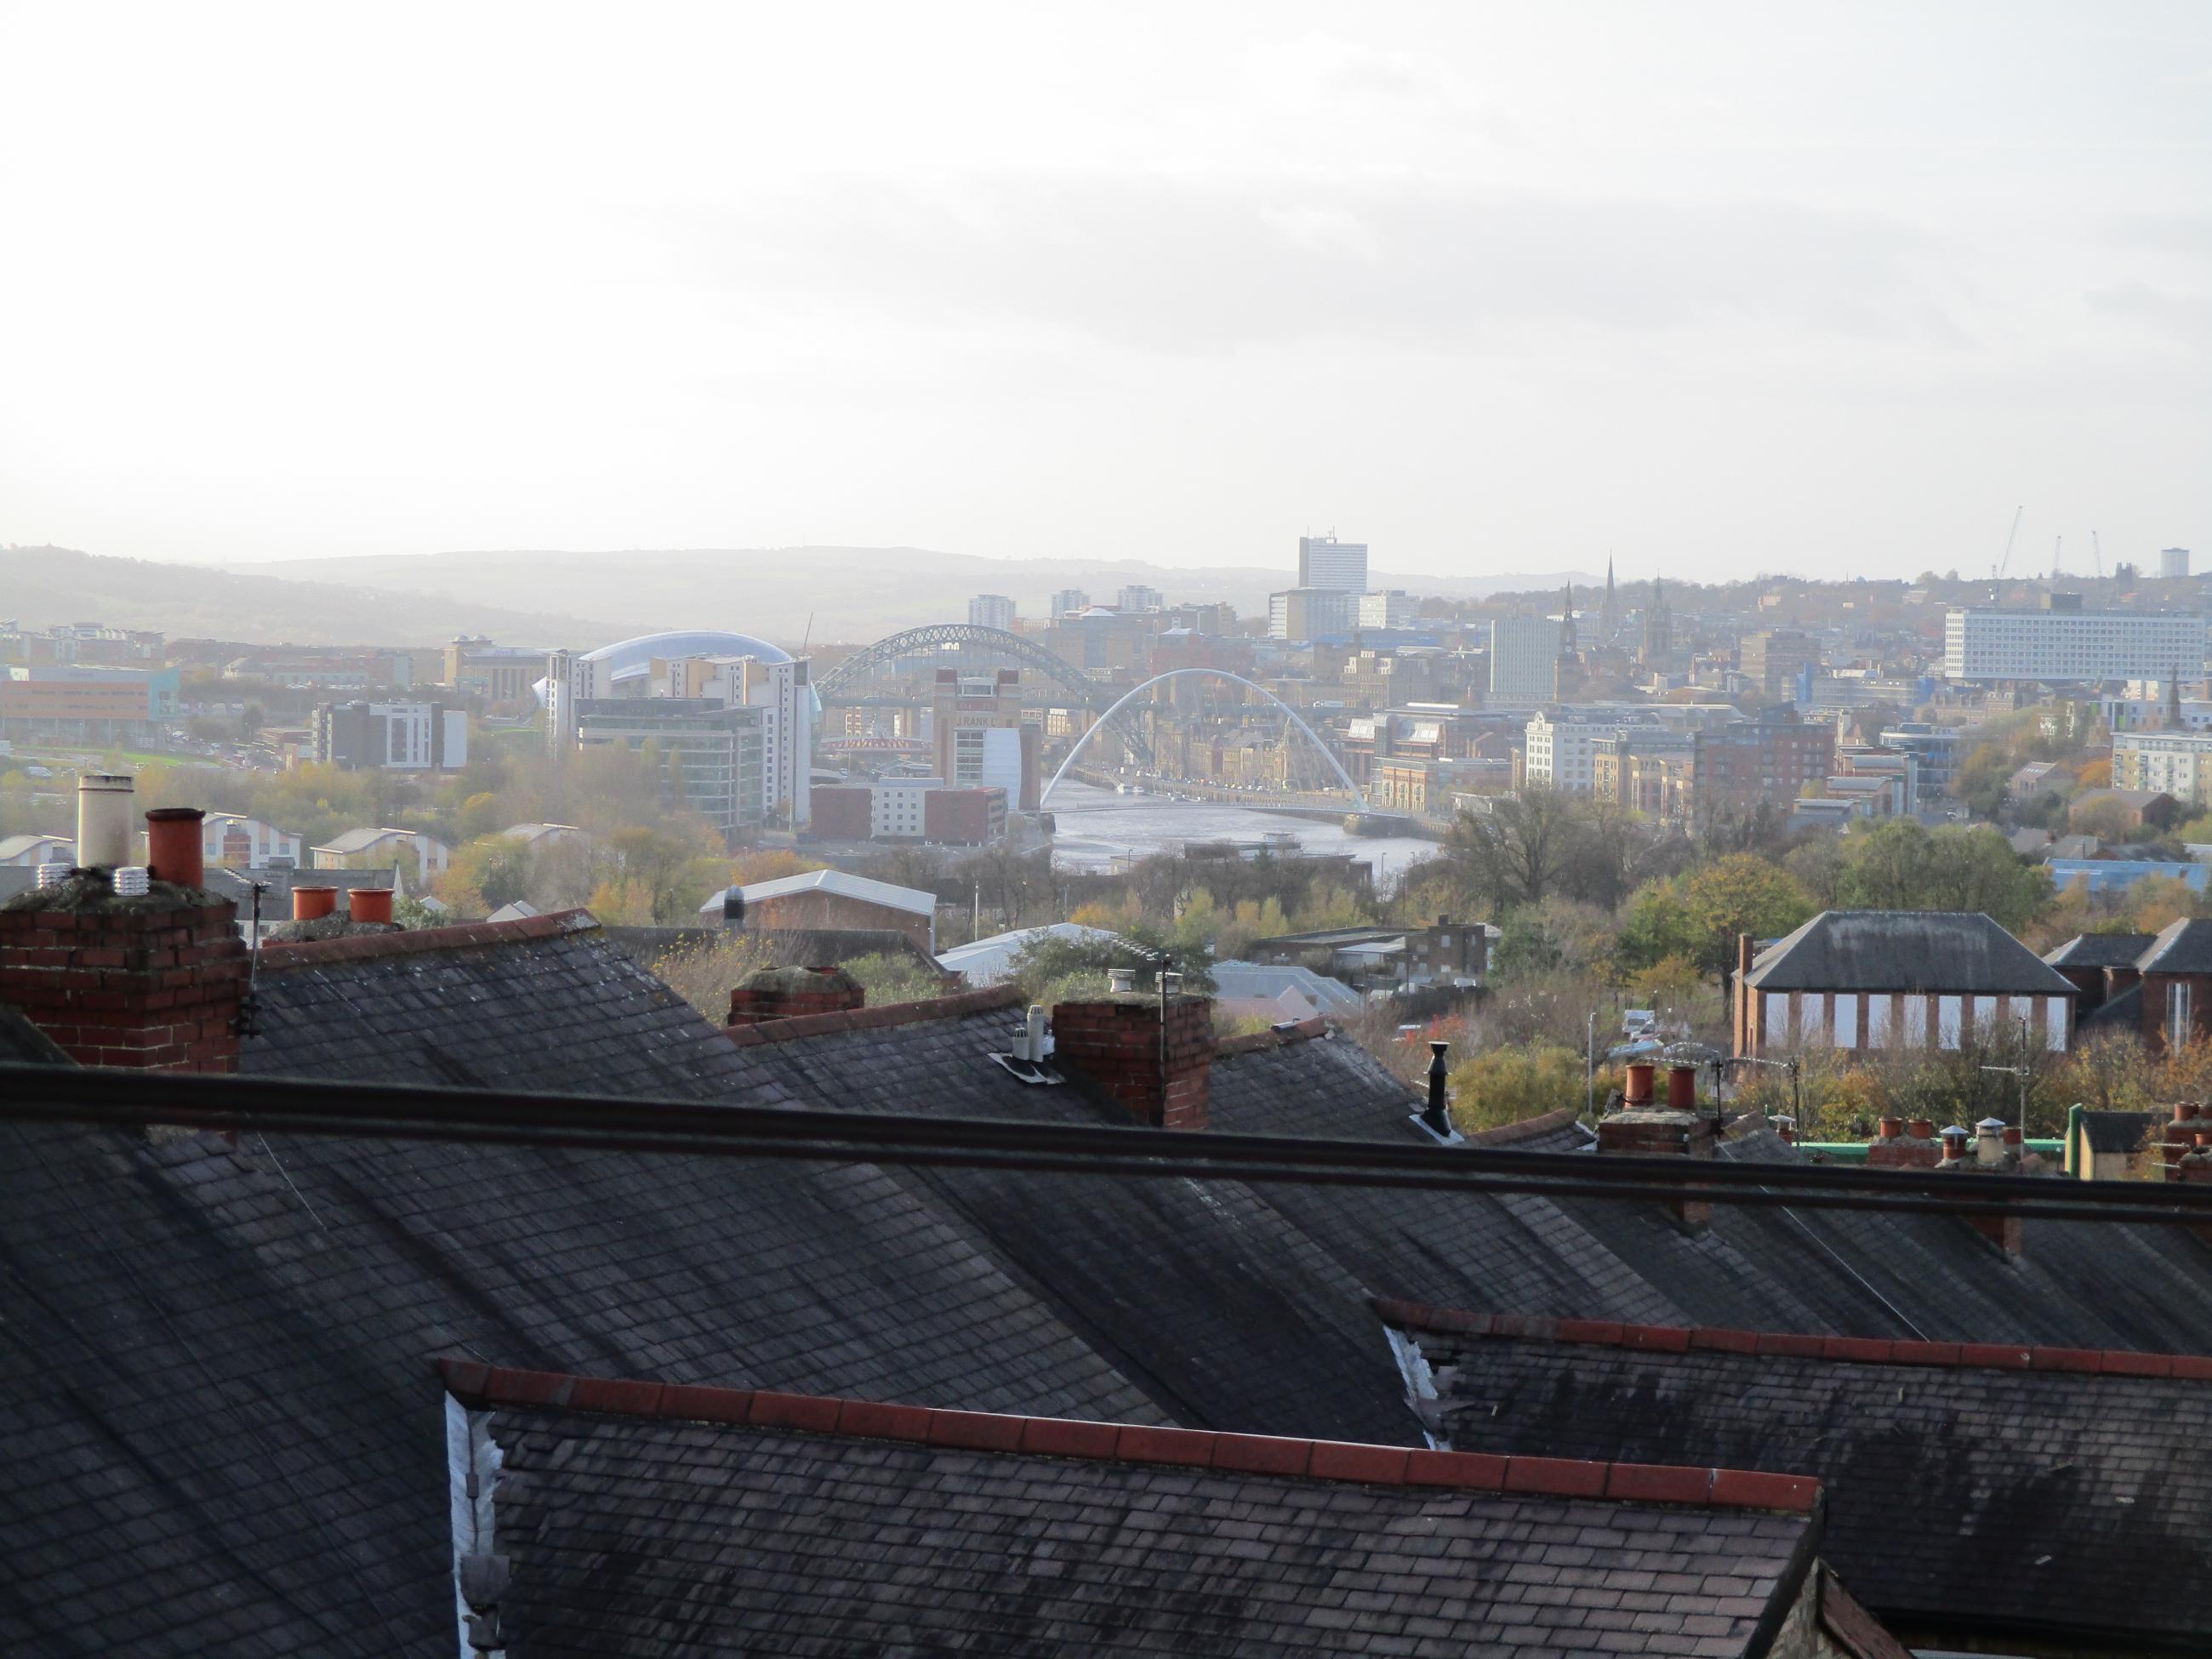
left=1040, top=670, right=1371, bottom=812
left=815, top=624, right=1116, bottom=710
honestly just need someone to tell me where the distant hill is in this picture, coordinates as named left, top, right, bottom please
left=222, top=546, right=1597, bottom=645
left=0, top=546, right=618, bottom=649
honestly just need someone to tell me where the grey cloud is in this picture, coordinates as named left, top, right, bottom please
left=693, top=174, right=1964, bottom=353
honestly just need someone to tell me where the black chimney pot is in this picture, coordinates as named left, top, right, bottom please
left=1423, top=1040, right=1452, bottom=1137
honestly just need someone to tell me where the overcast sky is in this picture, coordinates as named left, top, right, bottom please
left=2, top=3, right=2205, bottom=583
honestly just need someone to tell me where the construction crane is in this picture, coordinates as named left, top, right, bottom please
left=1992, top=505, right=2022, bottom=599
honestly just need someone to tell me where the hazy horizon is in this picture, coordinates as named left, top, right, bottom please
left=2, top=3, right=2205, bottom=583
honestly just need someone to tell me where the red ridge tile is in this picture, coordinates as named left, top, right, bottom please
left=1886, top=1342, right=1961, bottom=1366
left=1708, top=1468, right=1820, bottom=1513
left=481, top=1366, right=574, bottom=1409
left=1305, top=1442, right=1411, bottom=1485
left=566, top=1377, right=664, bottom=1417
left=438, top=1358, right=491, bottom=1401
left=1554, top=1320, right=1625, bottom=1344
left=1958, top=1343, right=2033, bottom=1369
left=2169, top=1355, right=2212, bottom=1381
left=926, top=1411, right=1028, bottom=1452
left=2029, top=1346, right=2102, bottom=1374
left=1210, top=1434, right=1314, bottom=1477
left=1018, top=1417, right=1121, bottom=1460
left=747, top=1391, right=842, bottom=1433
left=1604, top=1462, right=1714, bottom=1505
left=1821, top=1337, right=1893, bottom=1364
left=1115, top=1425, right=1218, bottom=1467
left=1504, top=1457, right=1607, bottom=1497
left=1622, top=1324, right=1691, bottom=1353
left=1405, top=1449, right=1508, bottom=1490
left=658, top=1384, right=755, bottom=1424
left=2097, top=1351, right=2174, bottom=1378
left=1687, top=1327, right=1759, bottom=1354
left=835, top=1400, right=934, bottom=1441
left=1753, top=1333, right=1826, bottom=1359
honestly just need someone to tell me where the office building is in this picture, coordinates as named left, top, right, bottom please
left=1486, top=615, right=1561, bottom=703
left=1268, top=588, right=1357, bottom=641
left=1740, top=630, right=1821, bottom=698
left=1944, top=605, right=2208, bottom=684
left=0, top=664, right=179, bottom=746
left=1356, top=590, right=1418, bottom=630
left=1878, top=723, right=1969, bottom=807
left=548, top=631, right=812, bottom=829
left=1297, top=535, right=1368, bottom=593
left=572, top=698, right=768, bottom=839
left=311, top=700, right=467, bottom=771
left=932, top=668, right=1040, bottom=811
left=966, top=594, right=1018, bottom=632
left=442, top=636, right=545, bottom=714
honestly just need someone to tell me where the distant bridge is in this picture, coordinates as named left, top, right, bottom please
left=1040, top=670, right=1370, bottom=812
left=815, top=622, right=1154, bottom=767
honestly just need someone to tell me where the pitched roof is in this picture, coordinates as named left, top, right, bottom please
left=1382, top=1304, right=2212, bottom=1650
left=2042, top=932, right=2155, bottom=969
left=709, top=866, right=938, bottom=918
left=0, top=916, right=1166, bottom=1655
left=2137, top=915, right=2212, bottom=973
left=1744, top=910, right=2075, bottom=995
left=2080, top=1109, right=2164, bottom=1155
left=448, top=1363, right=1825, bottom=1659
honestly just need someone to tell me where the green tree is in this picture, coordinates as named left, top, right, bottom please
left=1832, top=819, right=2052, bottom=932
left=1617, top=853, right=1814, bottom=978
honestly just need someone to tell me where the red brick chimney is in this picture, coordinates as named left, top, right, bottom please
left=727, top=965, right=865, bottom=1027
left=0, top=866, right=248, bottom=1072
left=1595, top=1076, right=1714, bottom=1230
left=1051, top=990, right=1214, bottom=1129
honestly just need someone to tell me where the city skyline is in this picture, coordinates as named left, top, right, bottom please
left=0, top=3, right=2203, bottom=580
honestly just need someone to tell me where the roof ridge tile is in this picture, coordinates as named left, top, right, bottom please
left=437, top=1359, right=1820, bottom=1513
left=720, top=983, right=1027, bottom=1045
left=1372, top=1296, right=2212, bottom=1380
left=259, top=909, right=596, bottom=968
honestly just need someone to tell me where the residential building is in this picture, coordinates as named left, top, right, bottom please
left=2113, top=728, right=2212, bottom=807
left=311, top=825, right=452, bottom=883
left=311, top=699, right=467, bottom=771
left=1266, top=587, right=1356, bottom=641
left=1944, top=602, right=2208, bottom=683
left=4, top=868, right=2209, bottom=1655
left=1355, top=590, right=1417, bottom=630
left=2162, top=546, right=2191, bottom=579
left=1115, top=584, right=1165, bottom=614
left=1691, top=709, right=1836, bottom=823
left=1733, top=910, right=2076, bottom=1057
left=1486, top=614, right=1561, bottom=703
left=966, top=594, right=1018, bottom=632
left=1297, top=533, right=1368, bottom=592
left=932, top=667, right=1039, bottom=811
left=1592, top=730, right=1696, bottom=819
left=1047, top=587, right=1089, bottom=619
left=202, top=812, right=303, bottom=869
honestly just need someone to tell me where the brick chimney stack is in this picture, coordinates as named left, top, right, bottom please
left=1594, top=1077, right=1715, bottom=1231
left=727, top=965, right=865, bottom=1027
left=1051, top=990, right=1214, bottom=1129
left=0, top=863, right=249, bottom=1073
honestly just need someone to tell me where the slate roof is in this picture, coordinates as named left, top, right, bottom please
left=0, top=915, right=1166, bottom=1655
left=719, top=867, right=937, bottom=917
left=452, top=1366, right=1826, bottom=1659
left=2080, top=1109, right=2164, bottom=1155
left=2137, top=915, right=2212, bottom=973
left=1387, top=1308, right=2212, bottom=1651
left=2042, top=931, right=2155, bottom=970
left=1744, top=910, right=2076, bottom=995
left=2079, top=979, right=2144, bottom=1036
